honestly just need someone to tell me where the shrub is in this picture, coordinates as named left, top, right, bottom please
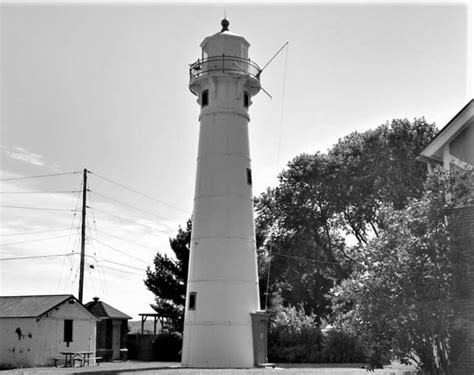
left=268, top=304, right=323, bottom=363
left=321, top=329, right=366, bottom=363
left=152, top=331, right=182, bottom=361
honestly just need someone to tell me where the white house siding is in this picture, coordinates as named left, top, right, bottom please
left=450, top=123, right=474, bottom=166
left=35, top=316, right=96, bottom=366
left=0, top=300, right=96, bottom=368
left=0, top=318, right=38, bottom=368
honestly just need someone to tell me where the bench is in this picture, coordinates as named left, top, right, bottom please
left=53, top=358, right=63, bottom=367
left=91, top=356, right=103, bottom=366
left=55, top=352, right=97, bottom=367
left=72, top=357, right=83, bottom=367
left=258, top=363, right=276, bottom=368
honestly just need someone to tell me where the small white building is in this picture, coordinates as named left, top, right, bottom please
left=0, top=294, right=97, bottom=369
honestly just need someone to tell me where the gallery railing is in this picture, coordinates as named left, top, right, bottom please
left=189, top=55, right=261, bottom=82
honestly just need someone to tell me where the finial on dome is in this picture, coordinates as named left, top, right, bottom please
left=221, top=18, right=230, bottom=32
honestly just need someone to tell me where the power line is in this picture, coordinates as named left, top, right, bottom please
left=60, top=184, right=83, bottom=292
left=57, top=229, right=80, bottom=292
left=71, top=263, right=80, bottom=286
left=0, top=252, right=97, bottom=262
left=86, top=219, right=107, bottom=296
left=87, top=264, right=99, bottom=296
left=0, top=190, right=81, bottom=194
left=0, top=171, right=81, bottom=182
left=89, top=171, right=191, bottom=214
left=101, top=258, right=145, bottom=272
left=89, top=190, right=170, bottom=221
left=89, top=236, right=150, bottom=265
left=98, top=264, right=144, bottom=276
left=0, top=228, right=71, bottom=237
left=276, top=43, right=289, bottom=172
left=94, top=228, right=157, bottom=252
left=0, top=205, right=78, bottom=212
left=0, top=251, right=145, bottom=273
left=2, top=234, right=74, bottom=246
left=271, top=251, right=341, bottom=266
left=91, top=207, right=169, bottom=235
left=0, top=253, right=74, bottom=261
left=86, top=188, right=108, bottom=295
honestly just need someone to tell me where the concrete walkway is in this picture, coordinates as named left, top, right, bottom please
left=1, top=361, right=419, bottom=375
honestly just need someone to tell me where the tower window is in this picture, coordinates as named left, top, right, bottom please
left=243, top=91, right=249, bottom=108
left=246, top=168, right=252, bottom=186
left=201, top=90, right=209, bottom=107
left=188, top=292, right=197, bottom=310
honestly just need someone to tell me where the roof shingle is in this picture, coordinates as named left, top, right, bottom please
left=0, top=294, right=74, bottom=318
left=85, top=297, right=131, bottom=320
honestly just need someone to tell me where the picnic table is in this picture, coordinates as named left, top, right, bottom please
left=59, top=351, right=94, bottom=367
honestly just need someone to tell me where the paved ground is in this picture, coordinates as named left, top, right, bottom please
left=1, top=361, right=419, bottom=375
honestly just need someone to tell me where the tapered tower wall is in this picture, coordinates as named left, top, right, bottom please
left=181, top=21, right=261, bottom=368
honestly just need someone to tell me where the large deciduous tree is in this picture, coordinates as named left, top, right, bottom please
left=329, top=118, right=436, bottom=243
left=256, top=153, right=351, bottom=320
left=330, top=169, right=474, bottom=373
left=256, top=118, right=437, bottom=320
left=144, top=219, right=191, bottom=332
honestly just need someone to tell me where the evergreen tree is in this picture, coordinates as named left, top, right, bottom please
left=144, top=219, right=191, bottom=332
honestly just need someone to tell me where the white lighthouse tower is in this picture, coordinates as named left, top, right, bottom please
left=182, top=19, right=262, bottom=368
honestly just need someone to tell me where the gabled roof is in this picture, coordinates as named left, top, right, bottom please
left=85, top=297, right=131, bottom=320
left=417, top=99, right=474, bottom=164
left=0, top=294, right=96, bottom=319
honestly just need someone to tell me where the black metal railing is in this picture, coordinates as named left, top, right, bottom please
left=189, top=55, right=261, bottom=81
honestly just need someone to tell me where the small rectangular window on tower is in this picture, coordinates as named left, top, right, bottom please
left=246, top=168, right=252, bottom=186
left=188, top=292, right=197, bottom=310
left=243, top=91, right=249, bottom=108
left=201, top=90, right=209, bottom=107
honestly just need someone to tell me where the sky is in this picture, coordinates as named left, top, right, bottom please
left=0, top=1, right=472, bottom=320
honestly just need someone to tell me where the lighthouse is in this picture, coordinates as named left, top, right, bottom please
left=182, top=19, right=262, bottom=368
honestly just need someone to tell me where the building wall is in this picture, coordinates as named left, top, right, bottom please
left=449, top=123, right=474, bottom=166
left=0, top=301, right=96, bottom=368
left=450, top=205, right=474, bottom=374
left=0, top=318, right=38, bottom=368
left=35, top=315, right=95, bottom=366
left=96, top=320, right=108, bottom=351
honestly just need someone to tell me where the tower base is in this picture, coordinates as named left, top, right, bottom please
left=181, top=323, right=254, bottom=368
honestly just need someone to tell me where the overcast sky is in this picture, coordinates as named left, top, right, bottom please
left=1, top=1, right=471, bottom=319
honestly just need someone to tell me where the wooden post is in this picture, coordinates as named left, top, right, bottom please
left=78, top=168, right=87, bottom=303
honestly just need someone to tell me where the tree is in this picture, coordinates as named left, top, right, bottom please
left=328, top=117, right=437, bottom=243
left=256, top=153, right=351, bottom=320
left=330, top=169, right=474, bottom=373
left=267, top=302, right=322, bottom=363
left=145, top=214, right=271, bottom=330
left=256, top=118, right=437, bottom=320
left=144, top=219, right=191, bottom=332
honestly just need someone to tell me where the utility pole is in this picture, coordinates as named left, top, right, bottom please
left=78, top=168, right=87, bottom=303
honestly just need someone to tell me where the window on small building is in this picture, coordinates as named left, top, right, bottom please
left=188, top=292, right=197, bottom=310
left=201, top=90, right=209, bottom=107
left=247, top=168, right=252, bottom=186
left=64, top=320, right=73, bottom=345
left=243, top=91, right=249, bottom=108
